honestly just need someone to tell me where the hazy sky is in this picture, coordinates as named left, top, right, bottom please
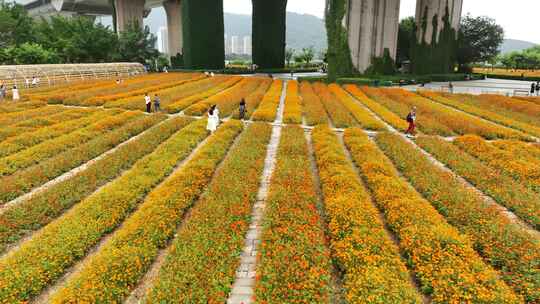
left=223, top=0, right=540, bottom=43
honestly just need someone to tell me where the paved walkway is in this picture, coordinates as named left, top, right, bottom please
left=405, top=77, right=538, bottom=95
left=227, top=81, right=288, bottom=304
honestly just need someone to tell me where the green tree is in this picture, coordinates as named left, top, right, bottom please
left=0, top=1, right=35, bottom=48
left=285, top=48, right=294, bottom=67
left=457, top=14, right=504, bottom=67
left=116, top=22, right=159, bottom=64
left=3, top=42, right=57, bottom=64
left=300, top=47, right=315, bottom=64
left=35, top=16, right=117, bottom=63
left=396, top=16, right=415, bottom=65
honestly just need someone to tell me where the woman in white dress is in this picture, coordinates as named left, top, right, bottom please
left=12, top=85, right=20, bottom=101
left=206, top=105, right=220, bottom=133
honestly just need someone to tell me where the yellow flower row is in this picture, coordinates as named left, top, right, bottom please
left=311, top=126, right=422, bottom=303
left=0, top=113, right=166, bottom=204
left=328, top=84, right=386, bottom=131
left=474, top=94, right=540, bottom=126
left=251, top=79, right=284, bottom=122
left=231, top=78, right=273, bottom=119
left=455, top=135, right=540, bottom=192
left=0, top=108, right=133, bottom=177
left=184, top=77, right=264, bottom=116
left=299, top=81, right=328, bottom=126
left=0, top=105, right=66, bottom=127
left=103, top=75, right=229, bottom=111
left=0, top=119, right=211, bottom=303
left=376, top=132, right=540, bottom=302
left=282, top=80, right=303, bottom=124
left=0, top=107, right=94, bottom=142
left=420, top=91, right=536, bottom=139
left=380, top=88, right=525, bottom=139
left=0, top=115, right=184, bottom=255
left=417, top=135, right=540, bottom=229
left=0, top=100, right=46, bottom=114
left=164, top=76, right=244, bottom=114
left=343, top=85, right=409, bottom=131
left=256, top=126, right=333, bottom=303
left=344, top=128, right=520, bottom=303
left=313, top=82, right=356, bottom=128
left=0, top=108, right=101, bottom=158
left=146, top=123, right=271, bottom=303
left=50, top=120, right=244, bottom=303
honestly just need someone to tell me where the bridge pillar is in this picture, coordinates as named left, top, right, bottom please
left=115, top=0, right=145, bottom=32
left=252, top=0, right=288, bottom=69
left=415, top=0, right=463, bottom=44
left=163, top=0, right=183, bottom=57
left=182, top=0, right=225, bottom=69
left=345, top=0, right=401, bottom=73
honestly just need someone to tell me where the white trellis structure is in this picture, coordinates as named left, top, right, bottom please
left=0, top=63, right=146, bottom=88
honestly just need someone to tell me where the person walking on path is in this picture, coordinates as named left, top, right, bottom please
left=405, top=106, right=417, bottom=138
left=531, top=83, right=536, bottom=96
left=0, top=84, right=6, bottom=101
left=448, top=81, right=454, bottom=94
left=144, top=93, right=152, bottom=113
left=206, top=105, right=220, bottom=134
left=12, top=85, right=20, bottom=101
left=154, top=94, right=161, bottom=112
left=239, top=99, right=246, bottom=120
left=535, top=81, right=540, bottom=96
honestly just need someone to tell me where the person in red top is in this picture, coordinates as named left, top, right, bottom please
left=405, top=106, right=417, bottom=138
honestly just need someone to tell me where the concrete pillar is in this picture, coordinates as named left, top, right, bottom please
left=415, top=0, right=463, bottom=44
left=163, top=0, right=183, bottom=56
left=345, top=0, right=401, bottom=73
left=114, top=0, right=145, bottom=32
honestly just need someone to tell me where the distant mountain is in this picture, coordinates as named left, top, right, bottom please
left=142, top=9, right=327, bottom=52
left=500, top=39, right=537, bottom=54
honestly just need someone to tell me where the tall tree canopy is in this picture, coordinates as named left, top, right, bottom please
left=457, top=14, right=504, bottom=67
left=0, top=2, right=161, bottom=66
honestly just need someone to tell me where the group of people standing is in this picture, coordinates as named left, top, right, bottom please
left=144, top=93, right=161, bottom=113
left=0, top=83, right=19, bottom=102
left=531, top=82, right=540, bottom=96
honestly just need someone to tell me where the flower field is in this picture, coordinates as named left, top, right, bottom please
left=0, top=73, right=538, bottom=303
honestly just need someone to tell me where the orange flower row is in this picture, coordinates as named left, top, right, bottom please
left=0, top=106, right=93, bottom=142
left=0, top=113, right=164, bottom=205
left=344, top=128, right=520, bottom=303
left=376, top=132, right=540, bottom=302
left=230, top=78, right=273, bottom=120
left=282, top=80, right=303, bottom=124
left=420, top=91, right=536, bottom=139
left=417, top=135, right=540, bottom=230
left=251, top=79, right=284, bottom=122
left=164, top=76, right=243, bottom=113
left=313, top=82, right=356, bottom=128
left=299, top=81, right=328, bottom=126
left=146, top=123, right=270, bottom=303
left=0, top=107, right=100, bottom=158
left=184, top=77, right=264, bottom=117
left=343, top=85, right=409, bottom=131
left=0, top=105, right=65, bottom=127
left=85, top=73, right=206, bottom=107
left=474, top=94, right=540, bottom=125
left=0, top=100, right=46, bottom=114
left=51, top=120, right=244, bottom=303
left=0, top=108, right=133, bottom=177
left=0, top=115, right=185, bottom=255
left=0, top=119, right=211, bottom=303
left=455, top=135, right=540, bottom=192
left=311, top=126, right=422, bottom=303
left=256, top=126, right=333, bottom=302
left=328, top=84, right=386, bottom=131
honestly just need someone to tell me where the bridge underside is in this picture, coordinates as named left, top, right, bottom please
left=22, top=0, right=464, bottom=71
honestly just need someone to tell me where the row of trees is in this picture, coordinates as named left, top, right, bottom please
left=396, top=14, right=505, bottom=73
left=0, top=1, right=161, bottom=66
left=497, top=47, right=540, bottom=70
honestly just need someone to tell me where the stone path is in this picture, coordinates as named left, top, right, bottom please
left=226, top=82, right=287, bottom=304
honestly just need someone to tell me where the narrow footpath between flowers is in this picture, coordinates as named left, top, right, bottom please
left=226, top=82, right=287, bottom=304
left=343, top=89, right=540, bottom=238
